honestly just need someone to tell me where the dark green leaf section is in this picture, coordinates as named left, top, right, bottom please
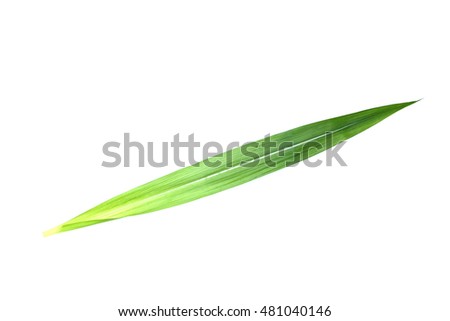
left=44, top=100, right=418, bottom=236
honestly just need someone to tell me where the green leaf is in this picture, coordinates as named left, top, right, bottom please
left=44, top=100, right=418, bottom=236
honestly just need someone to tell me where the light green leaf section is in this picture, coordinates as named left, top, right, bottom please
left=44, top=101, right=418, bottom=236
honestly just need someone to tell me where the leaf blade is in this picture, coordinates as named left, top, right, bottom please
left=44, top=100, right=418, bottom=236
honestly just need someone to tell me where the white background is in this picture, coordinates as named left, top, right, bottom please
left=1, top=1, right=449, bottom=320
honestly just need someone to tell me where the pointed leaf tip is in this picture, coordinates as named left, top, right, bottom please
left=43, top=225, right=62, bottom=237
left=402, top=99, right=421, bottom=107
